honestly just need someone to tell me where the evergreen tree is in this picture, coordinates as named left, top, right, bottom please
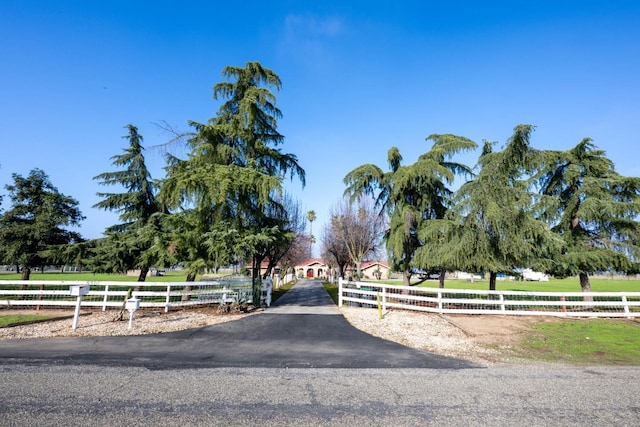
left=92, top=124, right=167, bottom=281
left=344, top=134, right=476, bottom=285
left=0, top=169, right=84, bottom=279
left=160, top=62, right=305, bottom=303
left=432, top=125, right=562, bottom=290
left=536, top=138, right=640, bottom=292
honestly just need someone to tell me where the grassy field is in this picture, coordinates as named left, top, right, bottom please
left=0, top=271, right=208, bottom=282
left=2, top=271, right=638, bottom=291
left=398, top=277, right=640, bottom=293
left=323, top=282, right=339, bottom=305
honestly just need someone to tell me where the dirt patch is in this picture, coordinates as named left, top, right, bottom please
left=441, top=314, right=563, bottom=350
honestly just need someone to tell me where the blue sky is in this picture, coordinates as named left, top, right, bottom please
left=1, top=1, right=639, bottom=252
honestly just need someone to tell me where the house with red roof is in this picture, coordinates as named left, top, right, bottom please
left=248, top=257, right=390, bottom=281
left=294, top=258, right=328, bottom=279
left=358, top=260, right=390, bottom=280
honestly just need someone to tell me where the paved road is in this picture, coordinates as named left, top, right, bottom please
left=1, top=280, right=639, bottom=425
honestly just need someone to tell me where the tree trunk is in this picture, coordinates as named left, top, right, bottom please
left=579, top=272, right=593, bottom=304
left=337, top=264, right=343, bottom=279
left=137, top=266, right=149, bottom=282
left=579, top=272, right=591, bottom=292
left=252, top=257, right=262, bottom=306
left=489, top=271, right=497, bottom=291
left=131, top=266, right=148, bottom=293
left=21, top=266, right=31, bottom=281
left=402, top=269, right=411, bottom=286
left=439, top=270, right=446, bottom=289
left=113, top=288, right=133, bottom=321
left=181, top=272, right=196, bottom=301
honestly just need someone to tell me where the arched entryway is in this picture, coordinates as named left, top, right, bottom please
left=306, top=268, right=314, bottom=278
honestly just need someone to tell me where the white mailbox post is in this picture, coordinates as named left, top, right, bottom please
left=70, top=284, right=90, bottom=330
left=125, top=297, right=141, bottom=329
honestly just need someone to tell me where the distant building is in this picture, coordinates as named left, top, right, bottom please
left=247, top=258, right=390, bottom=281
left=295, top=258, right=328, bottom=279
left=358, top=260, right=390, bottom=280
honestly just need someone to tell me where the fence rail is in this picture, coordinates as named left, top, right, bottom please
left=338, top=278, right=640, bottom=318
left=0, top=279, right=272, bottom=312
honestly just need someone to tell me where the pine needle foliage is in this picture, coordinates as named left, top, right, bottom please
left=344, top=133, right=476, bottom=285
left=92, top=125, right=168, bottom=280
left=535, top=138, right=640, bottom=291
left=0, top=169, right=84, bottom=280
left=425, top=125, right=563, bottom=290
left=159, top=62, right=305, bottom=302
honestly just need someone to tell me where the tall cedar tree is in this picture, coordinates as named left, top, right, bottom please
left=536, top=138, right=640, bottom=292
left=433, top=125, right=562, bottom=290
left=344, top=134, right=476, bottom=286
left=160, top=62, right=305, bottom=303
left=93, top=124, right=166, bottom=281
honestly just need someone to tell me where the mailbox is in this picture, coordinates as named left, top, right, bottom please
left=70, top=284, right=90, bottom=330
left=125, top=297, right=141, bottom=329
left=70, top=285, right=90, bottom=296
left=126, top=298, right=140, bottom=311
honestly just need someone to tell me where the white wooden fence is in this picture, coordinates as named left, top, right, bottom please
left=0, top=279, right=272, bottom=312
left=339, top=278, right=640, bottom=318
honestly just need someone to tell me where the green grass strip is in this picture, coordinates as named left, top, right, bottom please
left=0, top=314, right=58, bottom=327
left=520, top=319, right=640, bottom=365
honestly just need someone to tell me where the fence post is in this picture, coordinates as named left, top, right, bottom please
left=437, top=290, right=443, bottom=313
left=102, top=284, right=109, bottom=311
left=382, top=286, right=387, bottom=312
left=500, top=293, right=505, bottom=313
left=338, top=277, right=343, bottom=307
left=622, top=295, right=630, bottom=318
left=165, top=284, right=171, bottom=313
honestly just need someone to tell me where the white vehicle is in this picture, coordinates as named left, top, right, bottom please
left=522, top=268, right=549, bottom=281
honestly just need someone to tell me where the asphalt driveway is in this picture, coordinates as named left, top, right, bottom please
left=0, top=280, right=478, bottom=370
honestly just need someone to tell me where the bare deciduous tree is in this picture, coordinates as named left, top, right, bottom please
left=321, top=220, right=351, bottom=280
left=324, top=197, right=384, bottom=279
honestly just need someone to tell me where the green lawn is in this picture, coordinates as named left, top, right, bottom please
left=271, top=280, right=297, bottom=304
left=519, top=319, right=640, bottom=365
left=0, top=271, right=199, bottom=282
left=3, top=272, right=638, bottom=291
left=323, top=282, right=339, bottom=305
left=0, top=314, right=58, bottom=327
left=397, top=277, right=640, bottom=293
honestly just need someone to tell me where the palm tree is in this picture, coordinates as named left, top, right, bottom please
left=306, top=210, right=316, bottom=256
